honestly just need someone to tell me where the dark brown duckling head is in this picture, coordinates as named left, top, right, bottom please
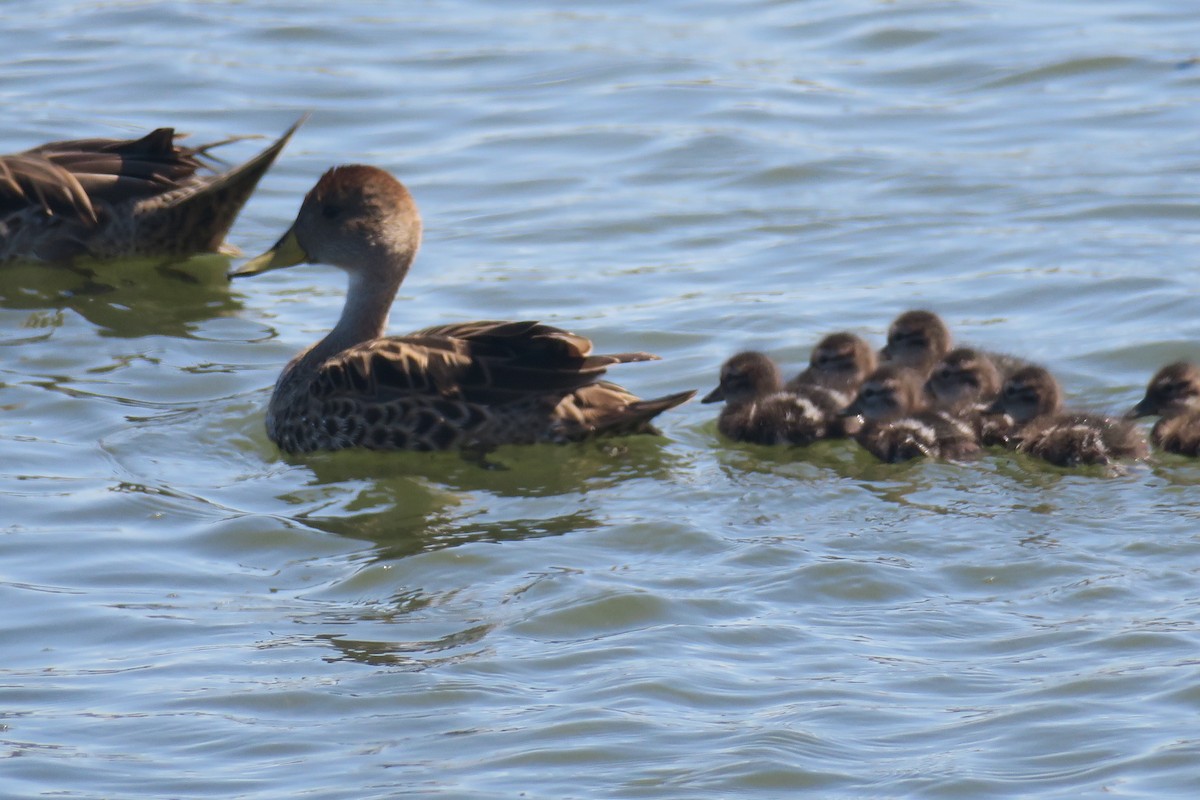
left=843, top=365, right=927, bottom=422
left=986, top=365, right=1062, bottom=425
left=1127, top=361, right=1200, bottom=419
left=925, top=347, right=1002, bottom=412
left=703, top=351, right=783, bottom=405
left=879, top=310, right=952, bottom=376
left=804, top=332, right=877, bottom=391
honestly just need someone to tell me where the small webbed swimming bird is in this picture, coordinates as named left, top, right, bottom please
left=703, top=351, right=847, bottom=445
left=230, top=164, right=693, bottom=454
left=879, top=310, right=952, bottom=378
left=842, top=365, right=979, bottom=463
left=0, top=118, right=302, bottom=264
left=785, top=331, right=876, bottom=399
left=924, top=347, right=1011, bottom=445
left=986, top=365, right=1147, bottom=467
left=1126, top=361, right=1200, bottom=456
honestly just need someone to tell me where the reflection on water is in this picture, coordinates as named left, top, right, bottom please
left=0, top=255, right=241, bottom=338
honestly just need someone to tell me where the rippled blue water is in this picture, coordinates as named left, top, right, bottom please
left=4, top=1, right=1200, bottom=797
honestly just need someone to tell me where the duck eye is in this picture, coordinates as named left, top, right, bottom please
left=322, top=204, right=343, bottom=219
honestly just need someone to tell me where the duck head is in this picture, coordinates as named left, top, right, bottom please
left=703, top=351, right=783, bottom=405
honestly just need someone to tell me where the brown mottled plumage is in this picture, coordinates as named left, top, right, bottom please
left=986, top=366, right=1147, bottom=467
left=0, top=118, right=301, bottom=264
left=230, top=165, right=693, bottom=454
left=785, top=331, right=876, bottom=398
left=879, top=310, right=952, bottom=377
left=925, top=347, right=1011, bottom=446
left=703, top=351, right=850, bottom=446
left=1126, top=362, right=1200, bottom=456
left=843, top=365, right=979, bottom=462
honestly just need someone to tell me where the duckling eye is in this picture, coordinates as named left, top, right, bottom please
left=322, top=204, right=343, bottom=219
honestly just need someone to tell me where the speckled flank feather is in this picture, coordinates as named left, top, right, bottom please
left=0, top=118, right=301, bottom=264
left=268, top=320, right=694, bottom=453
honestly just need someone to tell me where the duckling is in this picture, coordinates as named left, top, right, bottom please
left=924, top=347, right=1011, bottom=445
left=703, top=351, right=846, bottom=446
left=1, top=118, right=302, bottom=264
left=1126, top=362, right=1200, bottom=456
left=879, top=310, right=952, bottom=377
left=786, top=331, right=877, bottom=399
left=986, top=366, right=1147, bottom=467
left=229, top=165, right=694, bottom=454
left=842, top=365, right=979, bottom=462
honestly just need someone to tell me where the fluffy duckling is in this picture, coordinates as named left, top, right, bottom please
left=842, top=365, right=979, bottom=463
left=1126, top=362, right=1200, bottom=456
left=703, top=351, right=847, bottom=446
left=924, top=348, right=1011, bottom=445
left=986, top=366, right=1147, bottom=467
left=786, top=331, right=877, bottom=399
left=879, top=310, right=952, bottom=377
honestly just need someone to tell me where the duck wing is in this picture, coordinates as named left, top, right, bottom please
left=317, top=320, right=659, bottom=406
left=0, top=127, right=206, bottom=225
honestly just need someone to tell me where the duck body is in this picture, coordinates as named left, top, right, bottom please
left=844, top=365, right=979, bottom=462
left=233, top=165, right=692, bottom=455
left=786, top=331, right=876, bottom=399
left=0, top=119, right=301, bottom=264
left=988, top=366, right=1147, bottom=467
left=925, top=347, right=1012, bottom=446
left=1126, top=361, right=1200, bottom=456
left=705, top=351, right=847, bottom=446
left=268, top=319, right=690, bottom=453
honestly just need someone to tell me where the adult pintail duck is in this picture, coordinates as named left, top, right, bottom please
left=0, top=118, right=302, bottom=264
left=842, top=365, right=979, bottom=462
left=986, top=365, right=1147, bottom=467
left=1126, top=362, right=1200, bottom=456
left=785, top=331, right=876, bottom=400
left=230, top=164, right=693, bottom=454
left=703, top=351, right=849, bottom=446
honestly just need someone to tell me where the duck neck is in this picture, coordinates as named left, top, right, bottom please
left=306, top=263, right=407, bottom=366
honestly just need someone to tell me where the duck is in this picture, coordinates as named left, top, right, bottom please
left=985, top=365, right=1147, bottom=467
left=703, top=351, right=849, bottom=446
left=0, top=118, right=302, bottom=264
left=842, top=365, right=979, bottom=462
left=785, top=331, right=876, bottom=400
left=229, top=164, right=694, bottom=454
left=924, top=347, right=1011, bottom=445
left=1125, top=362, right=1200, bottom=456
left=879, top=310, right=952, bottom=377
left=881, top=309, right=1027, bottom=382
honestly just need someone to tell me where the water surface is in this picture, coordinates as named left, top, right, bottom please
left=4, top=1, right=1200, bottom=797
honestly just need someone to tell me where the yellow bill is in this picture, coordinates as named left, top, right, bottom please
left=228, top=226, right=309, bottom=279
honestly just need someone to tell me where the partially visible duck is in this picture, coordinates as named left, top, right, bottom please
left=786, top=331, right=877, bottom=399
left=842, top=365, right=979, bottom=462
left=1126, top=362, right=1200, bottom=456
left=703, top=351, right=846, bottom=446
left=1, top=118, right=303, bottom=264
left=229, top=165, right=694, bottom=454
left=924, top=347, right=1011, bottom=445
left=879, top=310, right=952, bottom=377
left=986, top=366, right=1147, bottom=467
